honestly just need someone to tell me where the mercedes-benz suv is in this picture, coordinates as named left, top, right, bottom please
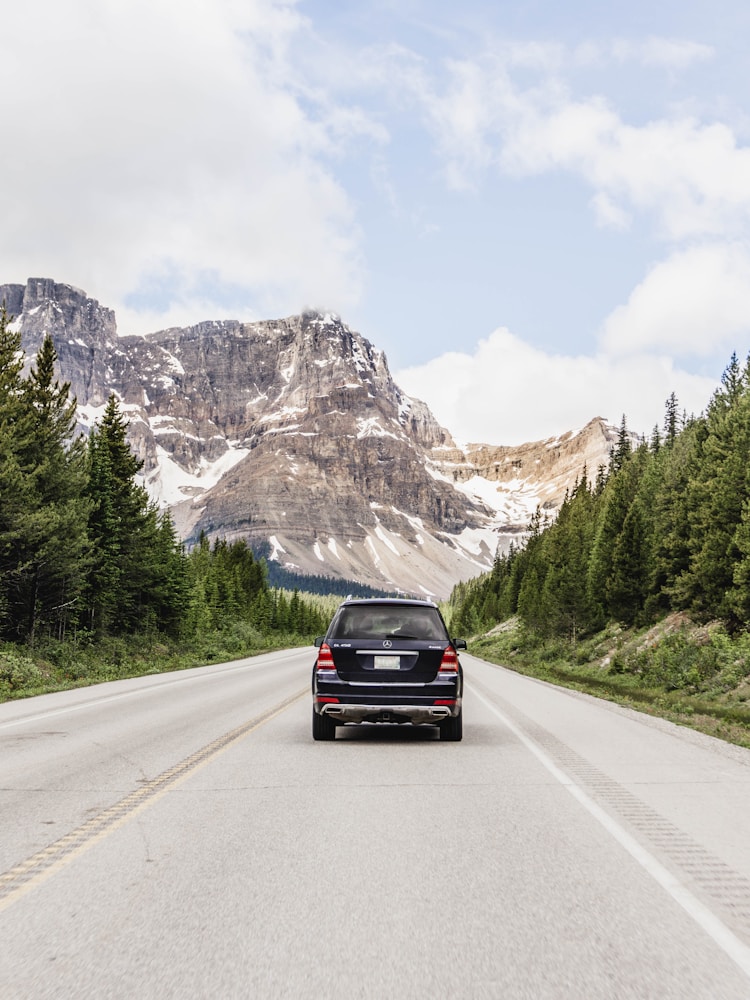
left=312, top=598, right=466, bottom=741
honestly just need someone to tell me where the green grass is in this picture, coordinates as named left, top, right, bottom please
left=0, top=625, right=314, bottom=702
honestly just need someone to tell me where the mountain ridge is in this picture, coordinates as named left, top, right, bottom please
left=1, top=278, right=620, bottom=598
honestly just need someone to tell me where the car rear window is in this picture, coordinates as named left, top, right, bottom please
left=331, top=605, right=447, bottom=641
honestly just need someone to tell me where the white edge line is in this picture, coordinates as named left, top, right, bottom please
left=471, top=684, right=750, bottom=981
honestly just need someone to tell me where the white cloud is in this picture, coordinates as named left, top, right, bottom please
left=591, top=192, right=631, bottom=231
left=510, top=106, right=750, bottom=241
left=403, top=45, right=750, bottom=241
left=395, top=327, right=719, bottom=446
left=0, top=0, right=366, bottom=333
left=612, top=37, right=714, bottom=70
left=384, top=33, right=747, bottom=447
left=427, top=58, right=496, bottom=191
left=600, top=243, right=750, bottom=358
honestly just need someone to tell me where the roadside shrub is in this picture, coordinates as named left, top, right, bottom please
left=220, top=621, right=265, bottom=655
left=624, top=627, right=750, bottom=693
left=0, top=647, right=48, bottom=693
left=609, top=654, right=627, bottom=674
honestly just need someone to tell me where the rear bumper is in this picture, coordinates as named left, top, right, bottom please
left=313, top=665, right=462, bottom=726
left=319, top=703, right=455, bottom=725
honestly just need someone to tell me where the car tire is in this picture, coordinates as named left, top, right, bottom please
left=312, top=708, right=337, bottom=741
left=439, top=711, right=463, bottom=742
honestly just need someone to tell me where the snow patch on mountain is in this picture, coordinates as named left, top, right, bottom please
left=356, top=416, right=400, bottom=440
left=374, top=523, right=401, bottom=556
left=365, top=535, right=382, bottom=568
left=451, top=525, right=496, bottom=565
left=455, top=474, right=541, bottom=521
left=148, top=443, right=251, bottom=506
left=77, top=402, right=108, bottom=430
left=269, top=536, right=286, bottom=560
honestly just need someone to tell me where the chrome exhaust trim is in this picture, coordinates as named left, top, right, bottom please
left=320, top=704, right=452, bottom=724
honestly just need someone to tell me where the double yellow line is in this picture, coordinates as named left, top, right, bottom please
left=0, top=687, right=306, bottom=912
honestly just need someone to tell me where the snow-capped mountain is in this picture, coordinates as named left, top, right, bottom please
left=1, top=278, right=620, bottom=598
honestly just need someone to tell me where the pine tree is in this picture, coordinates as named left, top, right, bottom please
left=251, top=588, right=273, bottom=632
left=0, top=304, right=32, bottom=630
left=137, top=510, right=188, bottom=635
left=13, top=336, right=92, bottom=640
left=606, top=499, right=649, bottom=625
left=533, top=474, right=598, bottom=640
left=664, top=392, right=679, bottom=448
left=85, top=422, right=121, bottom=630
left=649, top=425, right=662, bottom=455
left=0, top=333, right=91, bottom=640
left=588, top=444, right=650, bottom=623
left=729, top=496, right=750, bottom=624
left=610, top=414, right=632, bottom=475
left=275, top=590, right=290, bottom=630
left=516, top=565, right=545, bottom=633
left=712, top=352, right=743, bottom=412
left=647, top=417, right=705, bottom=617
left=289, top=589, right=303, bottom=632
left=85, top=394, right=185, bottom=635
left=677, top=383, right=750, bottom=621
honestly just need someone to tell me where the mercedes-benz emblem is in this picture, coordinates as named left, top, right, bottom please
left=383, top=640, right=392, bottom=648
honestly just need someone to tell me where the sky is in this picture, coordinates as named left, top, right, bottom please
left=3, top=0, right=750, bottom=444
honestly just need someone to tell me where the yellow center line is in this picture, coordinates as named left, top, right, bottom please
left=0, top=687, right=307, bottom=912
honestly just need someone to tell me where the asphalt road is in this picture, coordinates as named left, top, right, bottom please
left=2, top=648, right=750, bottom=999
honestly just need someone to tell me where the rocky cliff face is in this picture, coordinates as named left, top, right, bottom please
left=3, top=278, right=619, bottom=598
left=1, top=279, right=119, bottom=408
left=430, top=418, right=620, bottom=520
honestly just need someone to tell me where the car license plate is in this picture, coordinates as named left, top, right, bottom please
left=373, top=655, right=400, bottom=670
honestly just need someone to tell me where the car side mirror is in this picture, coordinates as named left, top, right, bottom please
left=314, top=636, right=325, bottom=647
left=453, top=638, right=467, bottom=650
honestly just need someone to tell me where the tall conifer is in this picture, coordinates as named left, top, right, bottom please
left=86, top=394, right=185, bottom=634
left=13, top=336, right=91, bottom=640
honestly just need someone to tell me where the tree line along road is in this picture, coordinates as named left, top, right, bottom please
left=2, top=648, right=750, bottom=998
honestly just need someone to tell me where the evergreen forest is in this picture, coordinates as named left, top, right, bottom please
left=0, top=307, right=330, bottom=698
left=448, top=354, right=750, bottom=743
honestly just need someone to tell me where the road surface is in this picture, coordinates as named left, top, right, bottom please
left=2, top=648, right=750, bottom=998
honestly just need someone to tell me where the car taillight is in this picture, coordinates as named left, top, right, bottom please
left=438, top=645, right=459, bottom=672
left=316, top=643, right=336, bottom=671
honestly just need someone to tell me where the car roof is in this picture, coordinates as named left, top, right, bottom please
left=337, top=597, right=438, bottom=609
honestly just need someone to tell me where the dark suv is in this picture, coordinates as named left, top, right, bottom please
left=312, top=598, right=466, bottom=741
